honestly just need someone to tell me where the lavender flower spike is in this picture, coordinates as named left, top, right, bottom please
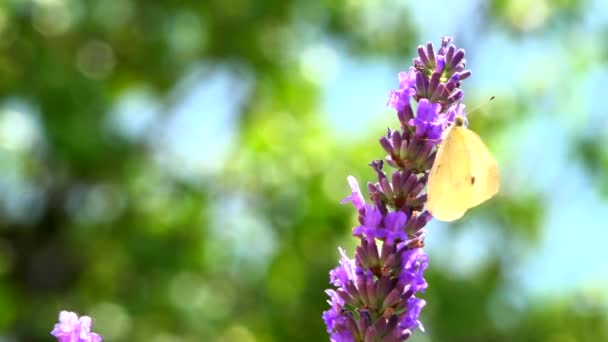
left=323, top=37, right=471, bottom=341
left=51, top=311, right=102, bottom=342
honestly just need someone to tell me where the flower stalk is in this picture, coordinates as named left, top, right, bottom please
left=323, top=37, right=471, bottom=341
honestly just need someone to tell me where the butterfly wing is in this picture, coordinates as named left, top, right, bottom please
left=461, top=127, right=500, bottom=207
left=427, top=127, right=473, bottom=222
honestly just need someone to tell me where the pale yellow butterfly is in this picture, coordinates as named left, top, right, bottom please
left=427, top=116, right=499, bottom=222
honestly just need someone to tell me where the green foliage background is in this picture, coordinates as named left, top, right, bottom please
left=0, top=0, right=607, bottom=341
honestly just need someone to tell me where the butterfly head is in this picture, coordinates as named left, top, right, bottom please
left=453, top=115, right=468, bottom=127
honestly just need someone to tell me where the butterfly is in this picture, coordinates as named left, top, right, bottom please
left=427, top=116, right=499, bottom=221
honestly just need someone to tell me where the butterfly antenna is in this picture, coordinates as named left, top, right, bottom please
left=467, top=96, right=495, bottom=116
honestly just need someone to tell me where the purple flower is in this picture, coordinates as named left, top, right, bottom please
left=329, top=248, right=356, bottom=289
left=400, top=297, right=427, bottom=332
left=388, top=68, right=417, bottom=112
left=413, top=99, right=443, bottom=140
left=352, top=204, right=384, bottom=239
left=51, top=311, right=102, bottom=342
left=323, top=290, right=346, bottom=333
left=399, top=247, right=429, bottom=294
left=341, top=176, right=365, bottom=211
left=383, top=211, right=409, bottom=243
left=324, top=37, right=472, bottom=341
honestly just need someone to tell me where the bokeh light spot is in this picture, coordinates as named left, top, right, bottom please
left=165, top=11, right=206, bottom=59
left=90, top=302, right=132, bottom=341
left=106, top=87, right=160, bottom=142
left=169, top=272, right=235, bottom=321
left=299, top=43, right=340, bottom=85
left=76, top=40, right=116, bottom=80
left=0, top=108, right=40, bottom=151
left=506, top=0, right=551, bottom=31
left=207, top=194, right=277, bottom=281
left=32, top=0, right=77, bottom=37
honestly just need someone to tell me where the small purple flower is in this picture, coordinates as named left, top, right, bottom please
left=323, top=290, right=346, bottom=333
left=400, top=297, right=427, bottom=332
left=341, top=176, right=365, bottom=211
left=383, top=211, right=409, bottom=243
left=324, top=37, right=472, bottom=341
left=51, top=311, right=102, bottom=342
left=329, top=248, right=357, bottom=289
left=352, top=204, right=384, bottom=239
left=399, top=247, right=429, bottom=294
left=413, top=99, right=443, bottom=140
left=388, top=68, right=417, bottom=112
